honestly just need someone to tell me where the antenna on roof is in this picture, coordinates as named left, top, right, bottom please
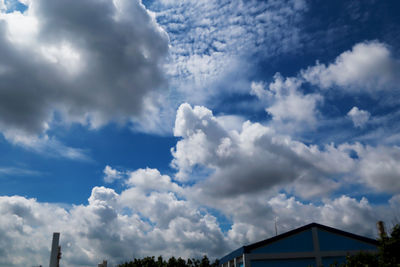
left=274, top=217, right=278, bottom=236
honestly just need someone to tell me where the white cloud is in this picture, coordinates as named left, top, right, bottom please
left=0, top=181, right=229, bottom=267
left=347, top=106, right=370, bottom=128
left=0, top=166, right=41, bottom=176
left=250, top=42, right=399, bottom=134
left=2, top=130, right=90, bottom=161
left=250, top=81, right=269, bottom=99
left=254, top=74, right=323, bottom=129
left=0, top=0, right=5, bottom=11
left=172, top=103, right=400, bottom=201
left=355, top=145, right=400, bottom=193
left=146, top=0, right=308, bottom=121
left=226, top=194, right=385, bottom=245
left=125, top=167, right=182, bottom=194
left=172, top=103, right=352, bottom=198
left=301, top=41, right=400, bottom=92
left=0, top=102, right=397, bottom=265
left=103, top=165, right=124, bottom=183
left=0, top=0, right=169, bottom=137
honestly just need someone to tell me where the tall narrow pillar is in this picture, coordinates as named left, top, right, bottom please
left=49, top=233, right=60, bottom=267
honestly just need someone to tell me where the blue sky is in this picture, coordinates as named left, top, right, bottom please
left=0, top=0, right=400, bottom=266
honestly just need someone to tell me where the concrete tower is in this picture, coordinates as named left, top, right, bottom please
left=49, top=233, right=61, bottom=267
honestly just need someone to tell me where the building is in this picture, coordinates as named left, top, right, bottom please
left=219, top=223, right=378, bottom=267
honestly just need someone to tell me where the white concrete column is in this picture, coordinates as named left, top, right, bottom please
left=243, top=254, right=250, bottom=267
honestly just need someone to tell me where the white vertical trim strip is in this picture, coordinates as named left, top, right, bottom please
left=312, top=227, right=322, bottom=267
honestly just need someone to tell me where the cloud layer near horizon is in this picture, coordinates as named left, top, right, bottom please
left=0, top=183, right=397, bottom=267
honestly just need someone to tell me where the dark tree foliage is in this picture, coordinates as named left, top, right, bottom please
left=329, top=224, right=400, bottom=267
left=378, top=224, right=400, bottom=267
left=118, top=255, right=219, bottom=267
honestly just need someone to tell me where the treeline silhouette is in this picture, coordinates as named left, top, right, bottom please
left=118, top=255, right=219, bottom=267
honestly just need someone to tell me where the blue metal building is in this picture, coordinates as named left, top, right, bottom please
left=219, top=223, right=378, bottom=267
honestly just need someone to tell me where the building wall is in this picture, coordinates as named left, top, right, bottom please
left=317, top=229, right=377, bottom=251
left=251, top=258, right=315, bottom=267
left=251, top=230, right=314, bottom=254
left=220, top=225, right=378, bottom=267
left=321, top=256, right=346, bottom=267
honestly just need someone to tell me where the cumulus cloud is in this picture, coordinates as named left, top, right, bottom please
left=0, top=183, right=229, bottom=267
left=125, top=167, right=182, bottom=194
left=354, top=145, right=400, bottom=193
left=347, top=107, right=370, bottom=128
left=250, top=41, right=399, bottom=136
left=301, top=41, right=400, bottom=92
left=0, top=0, right=168, bottom=138
left=226, top=194, right=387, bottom=245
left=251, top=74, right=323, bottom=129
left=103, top=165, right=124, bottom=183
left=172, top=103, right=400, bottom=200
left=172, top=103, right=353, bottom=198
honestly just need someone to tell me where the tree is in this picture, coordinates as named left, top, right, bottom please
left=378, top=224, right=400, bottom=266
left=118, top=255, right=219, bottom=267
left=200, top=256, right=210, bottom=267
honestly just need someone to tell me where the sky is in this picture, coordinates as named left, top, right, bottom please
left=0, top=0, right=400, bottom=266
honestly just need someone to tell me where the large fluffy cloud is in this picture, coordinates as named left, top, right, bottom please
left=301, top=41, right=400, bottom=93
left=169, top=103, right=398, bottom=247
left=250, top=41, right=400, bottom=143
left=251, top=74, right=323, bottom=130
left=354, top=144, right=400, bottom=193
left=0, top=183, right=228, bottom=267
left=172, top=103, right=400, bottom=205
left=0, top=0, right=168, bottom=137
left=172, top=103, right=352, bottom=198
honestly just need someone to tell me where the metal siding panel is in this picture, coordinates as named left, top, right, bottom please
left=317, top=229, right=378, bottom=251
left=250, top=258, right=315, bottom=267
left=251, top=230, right=314, bottom=254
